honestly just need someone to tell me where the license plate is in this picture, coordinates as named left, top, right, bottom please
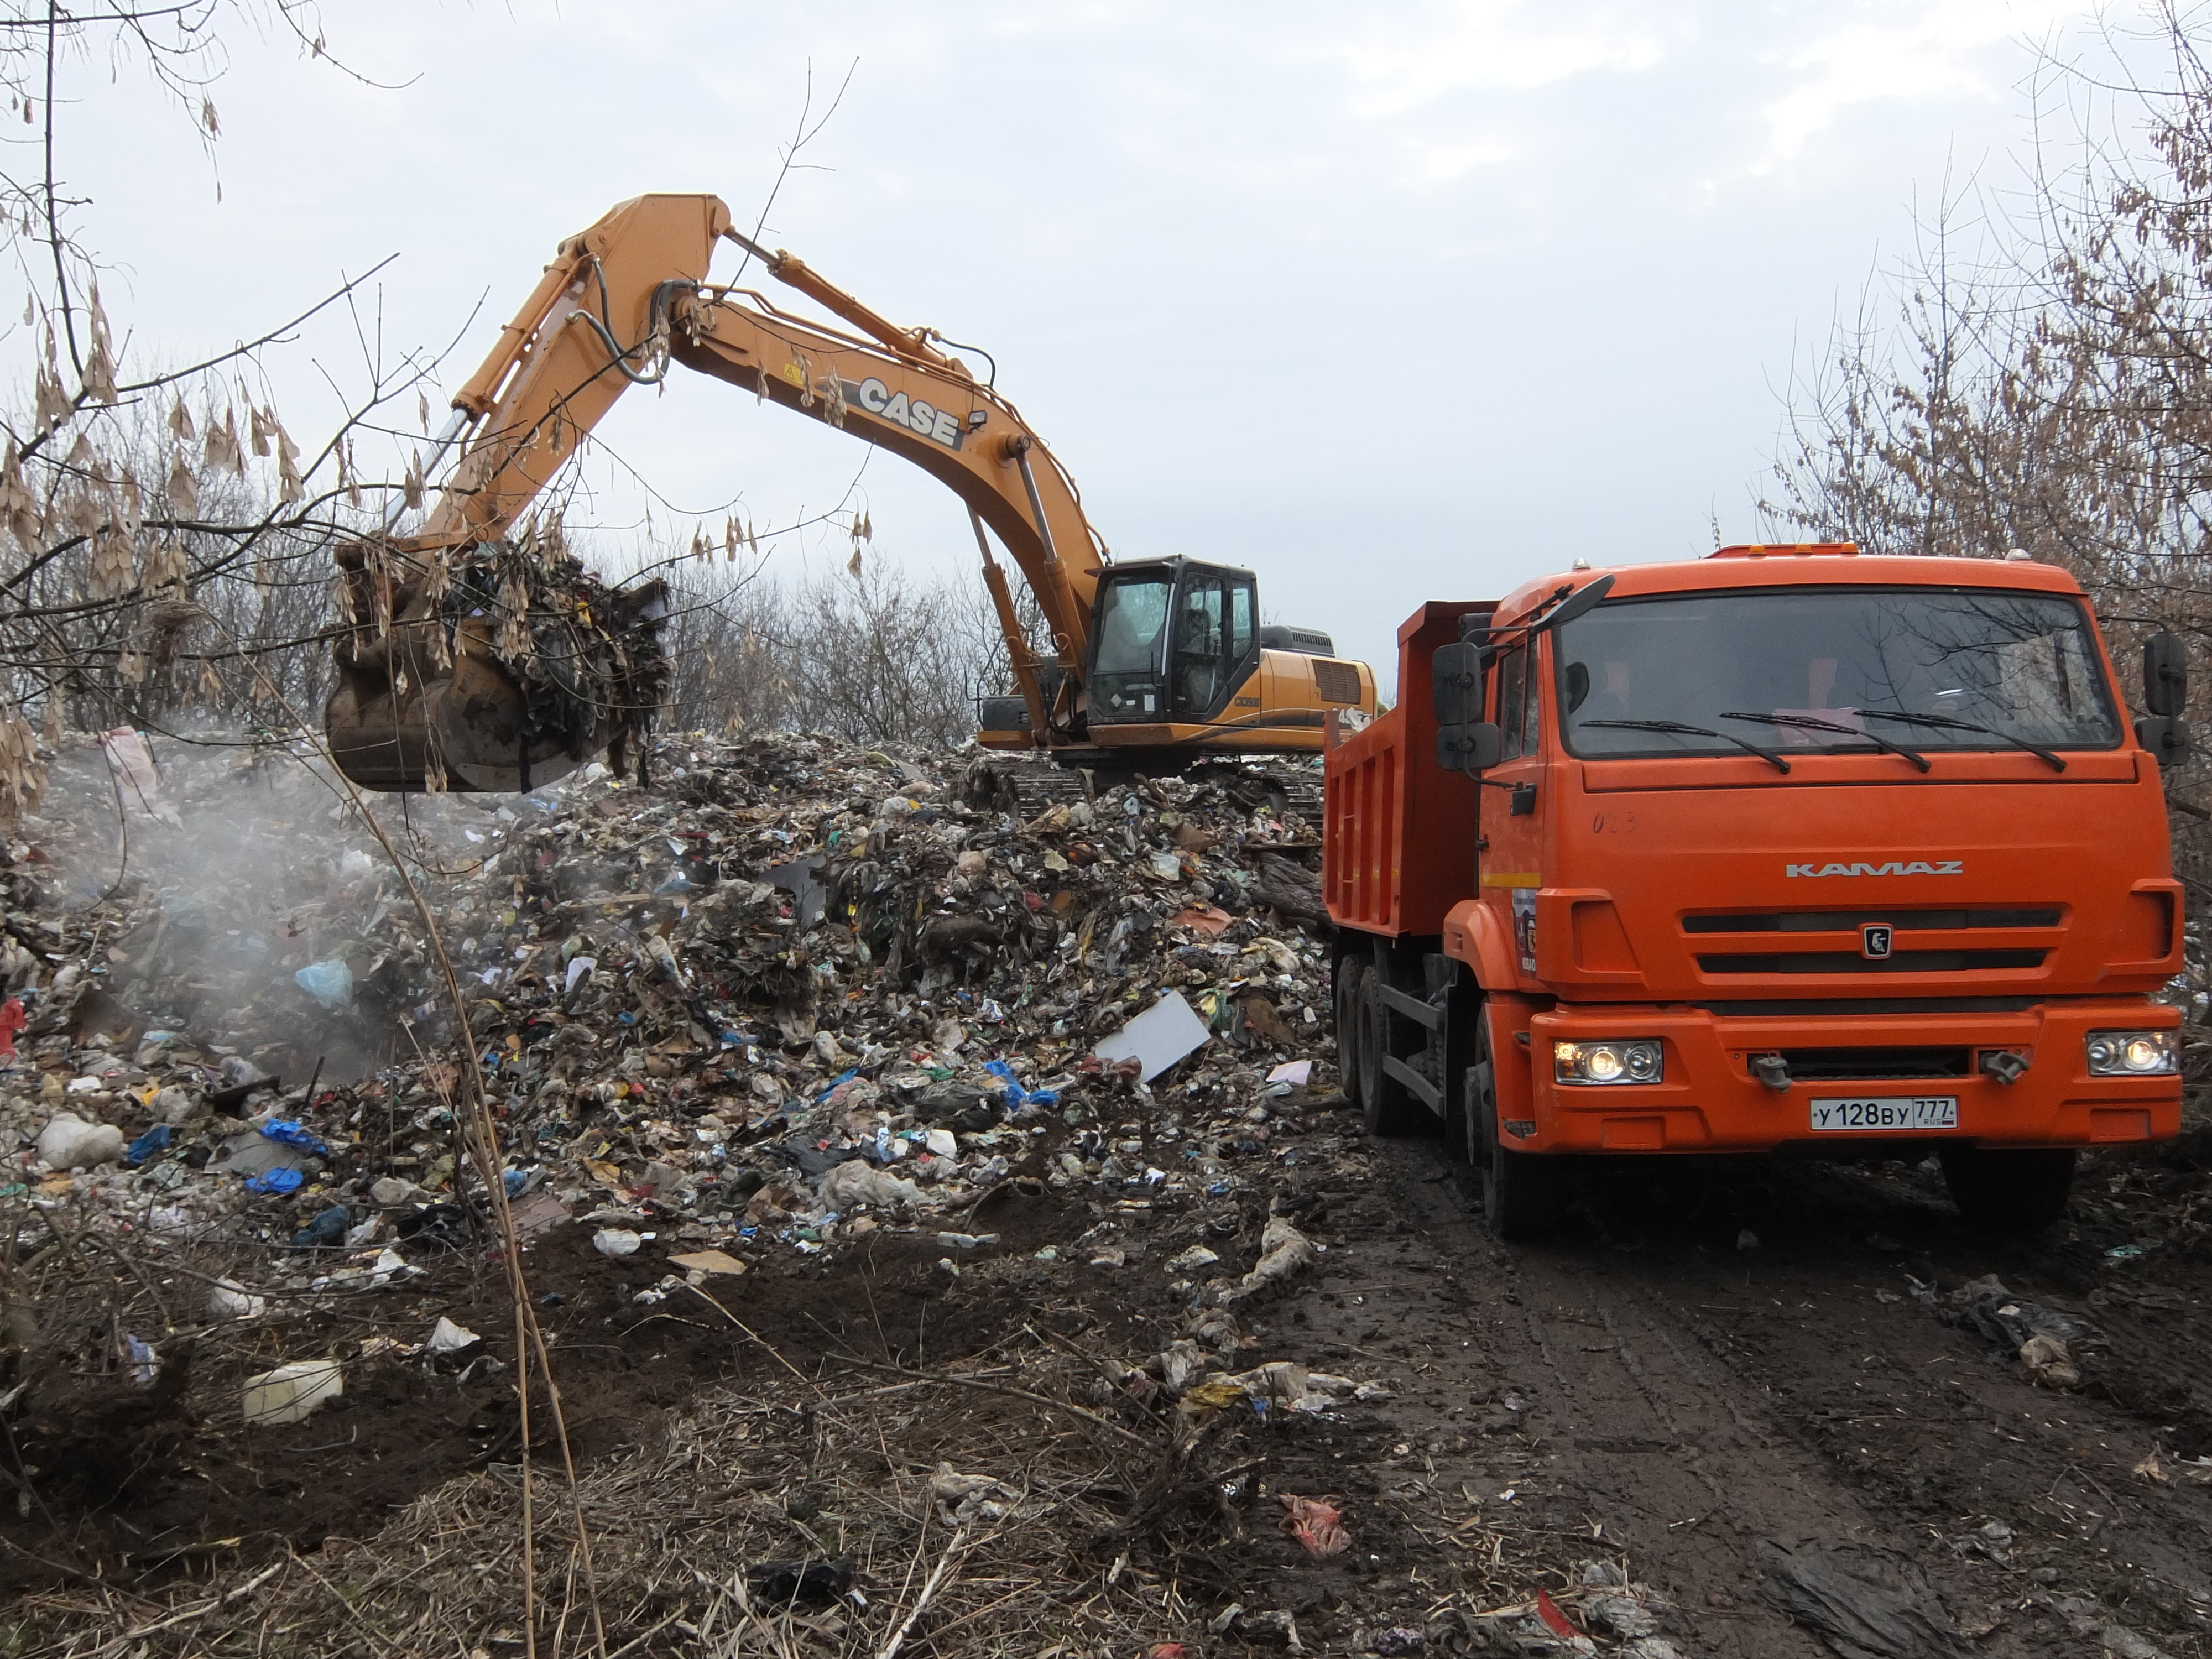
left=1810, top=1095, right=1958, bottom=1132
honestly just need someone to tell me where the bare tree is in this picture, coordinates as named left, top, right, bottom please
left=653, top=536, right=1025, bottom=747
left=1764, top=3, right=2212, bottom=905
left=0, top=4, right=434, bottom=821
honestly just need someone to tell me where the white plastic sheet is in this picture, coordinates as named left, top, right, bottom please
left=1093, top=988, right=1212, bottom=1081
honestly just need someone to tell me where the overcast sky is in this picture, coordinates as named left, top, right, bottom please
left=43, top=0, right=2152, bottom=687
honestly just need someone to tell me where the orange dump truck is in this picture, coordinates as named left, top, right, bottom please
left=1324, top=545, right=2190, bottom=1237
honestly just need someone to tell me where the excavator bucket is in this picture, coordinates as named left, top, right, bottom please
left=323, top=536, right=667, bottom=793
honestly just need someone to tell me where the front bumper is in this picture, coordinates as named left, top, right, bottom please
left=1516, top=999, right=2182, bottom=1153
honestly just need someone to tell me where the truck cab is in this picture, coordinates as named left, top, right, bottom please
left=1324, top=544, right=2188, bottom=1237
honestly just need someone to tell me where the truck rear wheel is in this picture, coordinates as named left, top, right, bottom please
left=1358, top=967, right=1426, bottom=1136
left=1334, top=958, right=1368, bottom=1113
left=1468, top=1011, right=1565, bottom=1239
left=1939, top=1145, right=2077, bottom=1233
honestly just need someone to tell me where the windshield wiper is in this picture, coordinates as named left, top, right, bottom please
left=1580, top=718, right=1791, bottom=774
left=1718, top=711, right=1932, bottom=773
left=1855, top=709, right=2066, bottom=772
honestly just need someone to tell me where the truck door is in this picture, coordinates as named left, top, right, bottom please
left=1485, top=639, right=1548, bottom=980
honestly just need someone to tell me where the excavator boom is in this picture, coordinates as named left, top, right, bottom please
left=324, top=192, right=1376, bottom=792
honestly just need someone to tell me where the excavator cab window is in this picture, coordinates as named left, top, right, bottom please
left=1092, top=572, right=1174, bottom=718
left=1171, top=568, right=1259, bottom=718
left=1176, top=575, right=1227, bottom=713
left=1227, top=582, right=1255, bottom=661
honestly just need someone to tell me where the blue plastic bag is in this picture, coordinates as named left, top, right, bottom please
left=260, top=1120, right=329, bottom=1157
left=126, top=1124, right=171, bottom=1166
left=290, top=1203, right=351, bottom=1249
left=294, top=958, right=353, bottom=1010
left=984, top=1060, right=1058, bottom=1110
left=245, top=1167, right=305, bottom=1195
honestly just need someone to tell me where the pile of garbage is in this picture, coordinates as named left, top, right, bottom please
left=0, top=724, right=1342, bottom=1305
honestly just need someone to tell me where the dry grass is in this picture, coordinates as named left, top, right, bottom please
left=4, top=1308, right=1648, bottom=1657
left=9, top=1339, right=1223, bottom=1658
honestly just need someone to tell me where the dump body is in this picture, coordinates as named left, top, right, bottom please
left=1324, top=550, right=2183, bottom=1190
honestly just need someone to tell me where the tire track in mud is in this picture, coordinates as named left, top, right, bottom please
left=1269, top=1129, right=2212, bottom=1655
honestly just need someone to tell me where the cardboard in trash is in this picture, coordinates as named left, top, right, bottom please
left=669, top=1249, right=748, bottom=1277
left=1094, top=989, right=1212, bottom=1080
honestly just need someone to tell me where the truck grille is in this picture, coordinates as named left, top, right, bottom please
left=1698, top=948, right=2046, bottom=974
left=1770, top=1046, right=1973, bottom=1080
left=1682, top=907, right=2059, bottom=933
left=1684, top=905, right=2057, bottom=980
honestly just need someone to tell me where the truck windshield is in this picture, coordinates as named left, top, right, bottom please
left=1553, top=586, right=2121, bottom=760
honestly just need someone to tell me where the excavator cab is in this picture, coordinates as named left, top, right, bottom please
left=1074, top=556, right=1376, bottom=755
left=1089, top=558, right=1258, bottom=724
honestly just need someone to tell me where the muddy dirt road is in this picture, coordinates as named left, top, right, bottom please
left=1264, top=1123, right=2212, bottom=1655
left=14, top=1095, right=2212, bottom=1657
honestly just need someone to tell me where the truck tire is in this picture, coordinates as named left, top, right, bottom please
left=1468, top=1010, right=1566, bottom=1239
left=1358, top=967, right=1427, bottom=1136
left=1335, top=958, right=1368, bottom=1113
left=1939, top=1145, right=2077, bottom=1233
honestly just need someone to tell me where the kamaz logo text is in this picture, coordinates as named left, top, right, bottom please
left=1785, top=860, right=1964, bottom=878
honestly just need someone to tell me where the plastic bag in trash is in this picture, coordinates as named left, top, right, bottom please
left=426, top=1315, right=481, bottom=1354
left=984, top=1058, right=1060, bottom=1109
left=38, top=1113, right=126, bottom=1170
left=260, top=1119, right=331, bottom=1156
left=819, top=1161, right=926, bottom=1210
left=290, top=1204, right=352, bottom=1250
left=294, top=957, right=353, bottom=1010
left=745, top=1558, right=852, bottom=1606
left=241, top=1360, right=342, bottom=1426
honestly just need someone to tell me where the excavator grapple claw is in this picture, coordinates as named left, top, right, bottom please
left=324, top=536, right=666, bottom=794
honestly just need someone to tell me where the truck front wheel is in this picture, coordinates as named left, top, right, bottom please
left=1468, top=1012, right=1566, bottom=1239
left=1939, top=1145, right=2077, bottom=1233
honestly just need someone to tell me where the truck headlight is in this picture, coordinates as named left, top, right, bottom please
left=2085, top=1029, right=2178, bottom=1076
left=1554, top=1039, right=1662, bottom=1085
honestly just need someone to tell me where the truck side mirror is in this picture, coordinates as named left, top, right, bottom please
left=2137, top=714, right=2192, bottom=768
left=1437, top=722, right=1503, bottom=774
left=1531, top=571, right=1615, bottom=634
left=1432, top=643, right=1484, bottom=725
left=2145, top=632, right=2188, bottom=717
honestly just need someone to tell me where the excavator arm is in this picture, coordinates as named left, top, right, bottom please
left=406, top=192, right=1095, bottom=737
left=325, top=191, right=1375, bottom=792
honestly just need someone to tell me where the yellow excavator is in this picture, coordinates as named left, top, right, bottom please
left=325, top=192, right=1378, bottom=792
